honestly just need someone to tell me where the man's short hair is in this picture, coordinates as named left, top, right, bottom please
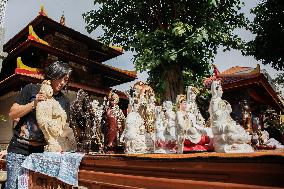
left=44, top=61, right=72, bottom=80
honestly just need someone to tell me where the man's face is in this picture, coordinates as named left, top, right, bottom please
left=51, top=75, right=69, bottom=94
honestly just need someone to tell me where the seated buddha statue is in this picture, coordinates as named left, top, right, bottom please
left=209, top=80, right=254, bottom=153
left=176, top=95, right=211, bottom=153
left=124, top=100, right=147, bottom=154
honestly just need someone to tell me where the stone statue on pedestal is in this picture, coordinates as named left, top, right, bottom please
left=209, top=80, right=254, bottom=153
left=154, top=106, right=166, bottom=153
left=176, top=94, right=211, bottom=153
left=101, top=90, right=125, bottom=153
left=163, top=101, right=178, bottom=153
left=124, top=100, right=147, bottom=154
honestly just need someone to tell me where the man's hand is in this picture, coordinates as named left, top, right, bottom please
left=34, top=92, right=47, bottom=107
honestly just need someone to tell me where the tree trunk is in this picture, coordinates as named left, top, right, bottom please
left=161, top=64, right=184, bottom=102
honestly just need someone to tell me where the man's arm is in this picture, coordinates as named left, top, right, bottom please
left=9, top=102, right=35, bottom=120
left=9, top=93, right=47, bottom=120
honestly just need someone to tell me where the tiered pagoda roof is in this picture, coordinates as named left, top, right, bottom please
left=0, top=13, right=137, bottom=99
left=205, top=65, right=284, bottom=111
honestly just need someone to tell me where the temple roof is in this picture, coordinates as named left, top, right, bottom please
left=0, top=39, right=136, bottom=87
left=0, top=73, right=128, bottom=100
left=3, top=14, right=122, bottom=62
left=205, top=65, right=284, bottom=111
left=220, top=66, right=255, bottom=75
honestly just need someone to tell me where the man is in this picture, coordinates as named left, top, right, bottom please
left=6, top=61, right=72, bottom=189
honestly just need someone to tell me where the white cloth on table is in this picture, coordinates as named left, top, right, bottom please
left=21, top=152, right=84, bottom=186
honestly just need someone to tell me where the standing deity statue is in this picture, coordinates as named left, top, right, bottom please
left=101, top=90, right=125, bottom=153
left=91, top=99, right=104, bottom=152
left=209, top=80, right=254, bottom=153
left=154, top=106, right=167, bottom=153
left=241, top=100, right=253, bottom=133
left=70, top=89, right=101, bottom=153
left=176, top=95, right=211, bottom=153
left=143, top=90, right=156, bottom=153
left=163, top=101, right=178, bottom=153
left=131, top=82, right=156, bottom=153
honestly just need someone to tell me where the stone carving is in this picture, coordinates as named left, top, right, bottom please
left=91, top=100, right=104, bottom=146
left=101, top=90, right=125, bottom=153
left=163, top=101, right=178, bottom=153
left=252, top=117, right=283, bottom=149
left=131, top=81, right=156, bottom=153
left=186, top=86, right=213, bottom=139
left=154, top=106, right=166, bottom=153
left=36, top=80, right=67, bottom=152
left=258, top=130, right=284, bottom=149
left=242, top=100, right=253, bottom=133
left=209, top=80, right=254, bottom=153
left=70, top=89, right=102, bottom=153
left=123, top=100, right=147, bottom=154
left=176, top=94, right=211, bottom=153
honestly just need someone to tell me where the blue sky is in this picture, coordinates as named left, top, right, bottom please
left=2, top=0, right=281, bottom=91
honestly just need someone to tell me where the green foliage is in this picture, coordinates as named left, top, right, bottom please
left=274, top=73, right=284, bottom=87
left=196, top=88, right=212, bottom=120
left=247, top=0, right=284, bottom=70
left=264, top=108, right=284, bottom=133
left=84, top=0, right=247, bottom=98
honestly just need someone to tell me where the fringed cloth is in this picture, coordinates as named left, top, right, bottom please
left=22, top=152, right=84, bottom=186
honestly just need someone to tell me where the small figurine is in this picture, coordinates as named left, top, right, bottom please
left=102, top=90, right=125, bottom=153
left=91, top=99, right=104, bottom=152
left=176, top=94, right=211, bottom=153
left=70, top=89, right=101, bottom=153
left=209, top=80, right=254, bottom=153
left=242, top=100, right=253, bottom=133
left=186, top=86, right=213, bottom=139
left=124, top=100, right=147, bottom=154
left=163, top=101, right=178, bottom=153
left=154, top=106, right=166, bottom=153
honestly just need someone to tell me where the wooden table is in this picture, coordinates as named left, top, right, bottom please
left=1, top=150, right=284, bottom=189
left=78, top=150, right=284, bottom=189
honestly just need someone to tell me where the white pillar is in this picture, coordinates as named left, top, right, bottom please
left=0, top=0, right=8, bottom=69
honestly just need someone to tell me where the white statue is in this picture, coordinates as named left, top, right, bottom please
left=36, top=80, right=67, bottom=152
left=142, top=89, right=156, bottom=153
left=124, top=102, right=147, bottom=154
left=259, top=130, right=284, bottom=149
left=209, top=80, right=254, bottom=153
left=176, top=94, right=211, bottom=153
left=163, top=101, right=178, bottom=153
left=0, top=0, right=8, bottom=65
left=154, top=106, right=166, bottom=153
left=91, top=100, right=104, bottom=136
left=186, top=86, right=213, bottom=138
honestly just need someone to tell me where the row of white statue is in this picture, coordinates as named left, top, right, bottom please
left=122, top=80, right=254, bottom=154
left=36, top=79, right=283, bottom=154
